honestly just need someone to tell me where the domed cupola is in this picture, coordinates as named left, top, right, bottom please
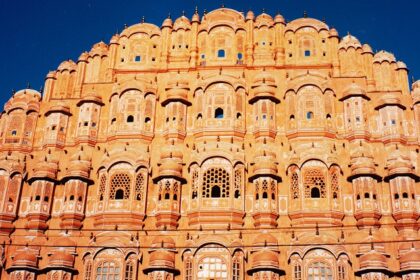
left=173, top=15, right=191, bottom=31
left=373, top=50, right=396, bottom=64
left=397, top=242, right=420, bottom=277
left=250, top=70, right=279, bottom=104
left=339, top=34, right=362, bottom=50
left=153, top=142, right=185, bottom=184
left=384, top=147, right=418, bottom=181
left=329, top=27, right=339, bottom=38
left=144, top=237, right=179, bottom=277
left=57, top=60, right=77, bottom=73
left=362, top=43, right=373, bottom=54
left=246, top=10, right=255, bottom=21
left=273, top=13, right=285, bottom=25
left=340, top=81, right=369, bottom=101
left=348, top=143, right=380, bottom=180
left=356, top=235, right=392, bottom=278
left=28, top=154, right=59, bottom=183
left=255, top=12, right=274, bottom=28
left=162, top=15, right=173, bottom=29
left=247, top=233, right=284, bottom=278
left=163, top=74, right=191, bottom=106
left=411, top=80, right=420, bottom=105
left=89, top=41, right=108, bottom=57
left=9, top=248, right=39, bottom=271
left=4, top=88, right=41, bottom=114
left=249, top=144, right=280, bottom=181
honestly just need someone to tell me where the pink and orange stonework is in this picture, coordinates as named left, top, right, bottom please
left=0, top=7, right=419, bottom=280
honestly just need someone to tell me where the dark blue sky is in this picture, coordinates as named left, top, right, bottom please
left=0, top=0, right=419, bottom=106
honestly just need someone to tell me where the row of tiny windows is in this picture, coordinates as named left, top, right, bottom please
left=201, top=50, right=243, bottom=60
left=110, top=116, right=151, bottom=124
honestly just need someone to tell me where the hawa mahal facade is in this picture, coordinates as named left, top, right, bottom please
left=0, top=7, right=419, bottom=280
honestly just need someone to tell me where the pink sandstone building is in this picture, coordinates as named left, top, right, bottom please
left=0, top=7, right=419, bottom=280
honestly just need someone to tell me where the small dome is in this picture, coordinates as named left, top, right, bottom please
left=77, top=52, right=89, bottom=62
left=274, top=13, right=285, bottom=24
left=286, top=17, right=329, bottom=32
left=329, top=28, right=339, bottom=37
left=162, top=17, right=173, bottom=28
left=121, top=22, right=161, bottom=38
left=362, top=44, right=373, bottom=54
left=109, top=34, right=120, bottom=44
left=90, top=41, right=108, bottom=57
left=339, top=34, right=362, bottom=50
left=373, top=50, right=396, bottom=63
left=149, top=250, right=175, bottom=268
left=396, top=61, right=408, bottom=70
left=46, top=71, right=57, bottom=79
left=246, top=10, right=255, bottom=20
left=413, top=80, right=420, bottom=90
left=173, top=15, right=191, bottom=30
left=192, top=11, right=200, bottom=23
left=57, top=60, right=77, bottom=72
left=255, top=13, right=274, bottom=27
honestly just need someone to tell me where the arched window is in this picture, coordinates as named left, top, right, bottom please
left=394, top=193, right=399, bottom=199
left=164, top=193, right=170, bottom=200
left=96, top=261, right=121, bottom=280
left=115, top=189, right=124, bottom=200
left=306, top=111, right=314, bottom=119
left=262, top=192, right=268, bottom=199
left=124, top=260, right=134, bottom=280
left=110, top=173, right=131, bottom=200
left=215, top=107, right=224, bottom=119
left=291, top=171, right=299, bottom=199
left=211, top=185, right=221, bottom=198
left=364, top=192, right=370, bottom=199
left=293, top=263, right=302, bottom=280
left=311, top=187, right=320, bottom=198
left=232, top=258, right=240, bottom=280
left=127, top=115, right=134, bottom=123
left=402, top=192, right=409, bottom=198
left=98, top=174, right=106, bottom=201
left=84, top=261, right=92, bottom=280
left=217, top=49, right=225, bottom=58
left=185, top=256, right=193, bottom=280
left=307, top=262, right=332, bottom=279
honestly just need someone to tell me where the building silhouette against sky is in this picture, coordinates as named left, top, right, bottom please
left=0, top=7, right=419, bottom=280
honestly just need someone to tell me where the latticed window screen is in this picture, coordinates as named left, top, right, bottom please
left=191, top=169, right=199, bottom=199
left=262, top=179, right=268, bottom=199
left=98, top=175, right=106, bottom=201
left=307, top=262, right=332, bottom=280
left=124, top=261, right=134, bottom=280
left=202, top=168, right=230, bottom=198
left=185, top=257, right=193, bottom=280
left=338, top=264, right=346, bottom=280
left=331, top=170, right=339, bottom=199
left=293, top=264, right=302, bottom=280
left=270, top=180, right=276, bottom=200
left=96, top=261, right=120, bottom=280
left=232, top=258, right=241, bottom=280
left=134, top=173, right=144, bottom=201
left=234, top=169, right=241, bottom=198
left=304, top=169, right=326, bottom=198
left=109, top=173, right=131, bottom=200
left=84, top=261, right=92, bottom=280
left=291, top=172, right=299, bottom=199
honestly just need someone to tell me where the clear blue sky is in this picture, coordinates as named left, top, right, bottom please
left=0, top=0, right=419, bottom=106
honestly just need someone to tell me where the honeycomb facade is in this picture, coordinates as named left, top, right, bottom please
left=0, top=7, right=419, bottom=280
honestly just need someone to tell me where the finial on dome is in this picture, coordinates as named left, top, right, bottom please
left=347, top=31, right=350, bottom=36
left=124, top=23, right=128, bottom=29
left=303, top=11, right=308, bottom=18
left=203, top=9, right=207, bottom=15
left=322, top=17, right=326, bottom=23
left=168, top=12, right=171, bottom=19
left=141, top=16, right=145, bottom=23
left=262, top=8, right=265, bottom=13
left=27, top=82, right=31, bottom=89
left=12, top=89, right=16, bottom=94
left=195, top=6, right=198, bottom=14
left=221, top=2, right=225, bottom=8
left=182, top=10, right=185, bottom=16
